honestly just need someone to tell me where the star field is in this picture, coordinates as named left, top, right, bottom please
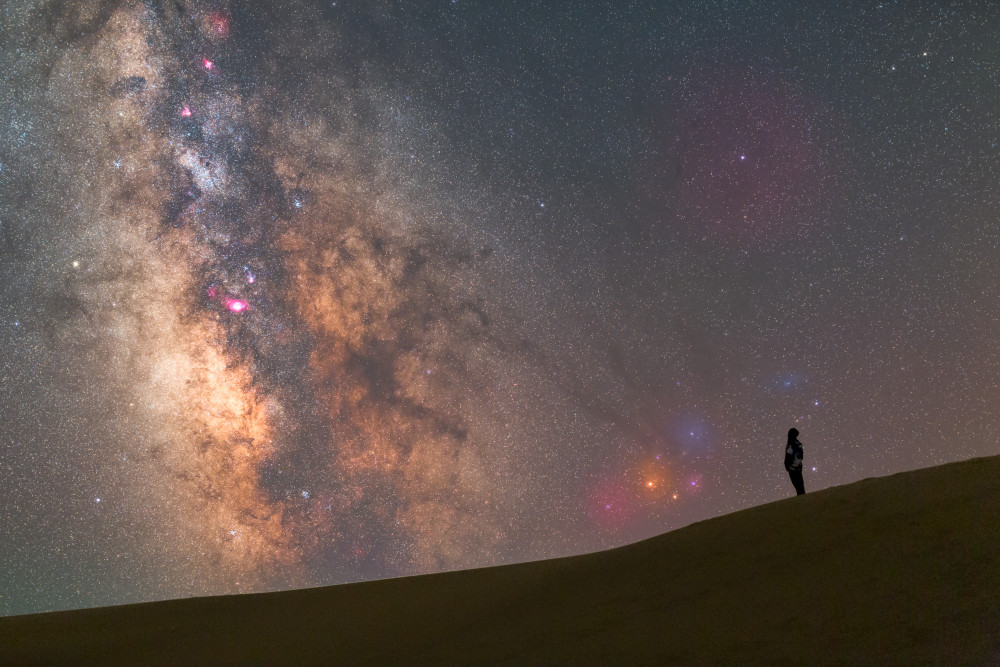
left=1, top=1, right=998, bottom=615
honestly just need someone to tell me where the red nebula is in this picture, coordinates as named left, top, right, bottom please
left=181, top=105, right=192, bottom=117
left=210, top=12, right=229, bottom=37
left=203, top=58, right=214, bottom=70
left=586, top=479, right=637, bottom=530
left=226, top=298, right=249, bottom=313
left=639, top=68, right=839, bottom=248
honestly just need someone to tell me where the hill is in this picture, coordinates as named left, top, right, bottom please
left=2, top=455, right=999, bottom=665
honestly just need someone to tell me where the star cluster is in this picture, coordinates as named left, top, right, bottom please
left=1, top=1, right=998, bottom=615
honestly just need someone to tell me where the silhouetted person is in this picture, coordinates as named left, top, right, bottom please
left=784, top=428, right=805, bottom=495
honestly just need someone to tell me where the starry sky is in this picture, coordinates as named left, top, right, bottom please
left=1, top=0, right=998, bottom=615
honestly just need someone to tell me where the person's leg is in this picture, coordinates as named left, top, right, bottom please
left=790, top=470, right=806, bottom=495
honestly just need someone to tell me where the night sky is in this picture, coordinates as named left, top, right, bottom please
left=2, top=1, right=998, bottom=616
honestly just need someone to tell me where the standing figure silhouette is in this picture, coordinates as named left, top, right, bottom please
left=784, top=428, right=806, bottom=495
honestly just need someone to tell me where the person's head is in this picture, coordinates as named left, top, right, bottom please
left=787, top=428, right=799, bottom=443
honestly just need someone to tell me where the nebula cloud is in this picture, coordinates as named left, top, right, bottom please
left=8, top=1, right=519, bottom=595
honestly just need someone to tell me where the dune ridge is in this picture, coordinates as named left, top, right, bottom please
left=3, top=454, right=999, bottom=665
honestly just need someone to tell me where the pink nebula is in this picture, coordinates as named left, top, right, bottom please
left=586, top=479, right=636, bottom=530
left=203, top=58, right=214, bottom=70
left=210, top=12, right=229, bottom=36
left=226, top=298, right=249, bottom=313
left=638, top=68, right=839, bottom=248
left=181, top=105, right=192, bottom=117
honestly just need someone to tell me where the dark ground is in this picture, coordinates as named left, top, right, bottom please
left=3, top=454, right=999, bottom=665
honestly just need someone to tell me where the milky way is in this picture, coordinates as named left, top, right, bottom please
left=2, top=1, right=999, bottom=614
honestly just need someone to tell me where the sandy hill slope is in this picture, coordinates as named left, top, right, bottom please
left=3, top=455, right=999, bottom=665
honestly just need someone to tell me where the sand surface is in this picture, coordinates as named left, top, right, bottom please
left=3, top=454, right=999, bottom=665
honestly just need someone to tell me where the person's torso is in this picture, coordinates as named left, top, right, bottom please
left=785, top=441, right=803, bottom=468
